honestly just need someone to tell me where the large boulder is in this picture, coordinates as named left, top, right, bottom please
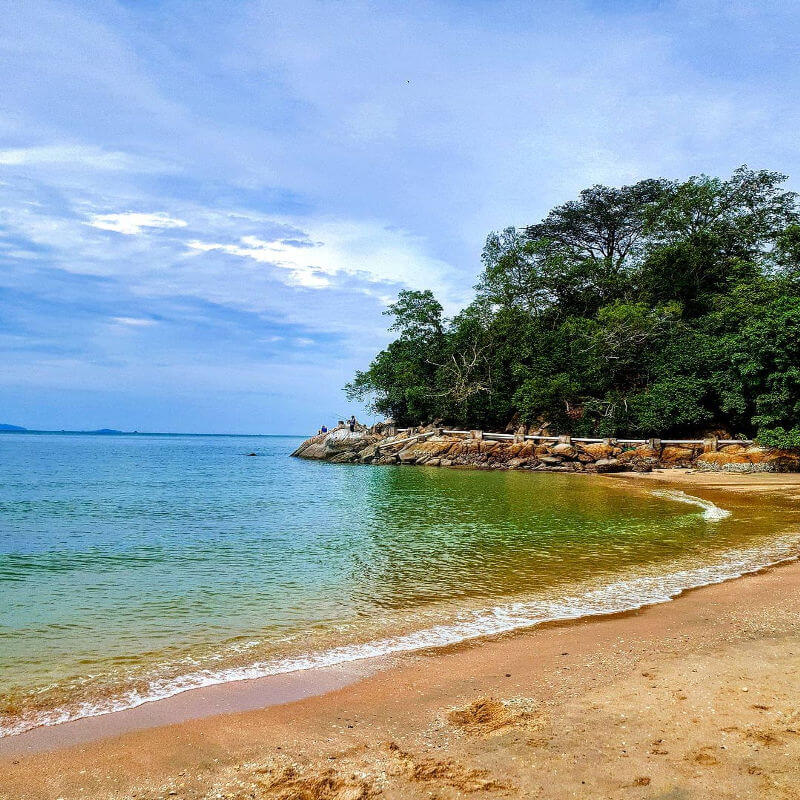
left=660, top=446, right=698, bottom=466
left=579, top=442, right=615, bottom=460
left=588, top=457, right=622, bottom=473
left=293, top=427, right=379, bottom=461
left=617, top=445, right=660, bottom=472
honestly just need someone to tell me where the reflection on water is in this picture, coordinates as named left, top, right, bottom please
left=0, top=433, right=797, bottom=736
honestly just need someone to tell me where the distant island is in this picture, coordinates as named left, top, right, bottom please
left=0, top=424, right=129, bottom=435
left=346, top=167, right=800, bottom=450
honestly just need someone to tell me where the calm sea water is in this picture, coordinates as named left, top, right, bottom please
left=1, top=432, right=799, bottom=737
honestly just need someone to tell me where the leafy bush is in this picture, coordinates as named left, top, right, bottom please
left=755, top=427, right=800, bottom=449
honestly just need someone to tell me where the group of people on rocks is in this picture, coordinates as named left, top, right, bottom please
left=317, top=415, right=358, bottom=436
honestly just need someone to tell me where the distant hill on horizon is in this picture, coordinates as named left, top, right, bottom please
left=0, top=424, right=129, bottom=434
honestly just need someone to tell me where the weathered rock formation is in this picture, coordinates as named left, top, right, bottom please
left=292, top=427, right=800, bottom=473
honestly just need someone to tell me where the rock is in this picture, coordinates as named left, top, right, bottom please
left=592, top=457, right=622, bottom=472
left=296, top=441, right=327, bottom=460
left=414, top=440, right=453, bottom=456
left=580, top=442, right=614, bottom=460
left=291, top=427, right=800, bottom=475
left=719, top=443, right=748, bottom=454
left=329, top=451, right=357, bottom=463
left=617, top=446, right=660, bottom=472
left=293, top=427, right=379, bottom=461
left=696, top=451, right=750, bottom=468
left=697, top=446, right=800, bottom=472
left=660, top=446, right=697, bottom=465
left=357, top=445, right=377, bottom=462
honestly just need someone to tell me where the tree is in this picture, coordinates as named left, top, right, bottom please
left=524, top=178, right=670, bottom=310
left=345, top=290, right=446, bottom=424
left=384, top=289, right=444, bottom=341
left=475, top=227, right=551, bottom=314
left=347, top=167, right=800, bottom=439
left=640, top=167, right=797, bottom=313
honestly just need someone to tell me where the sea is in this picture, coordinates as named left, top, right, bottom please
left=2, top=431, right=799, bottom=739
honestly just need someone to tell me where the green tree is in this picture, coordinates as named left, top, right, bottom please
left=347, top=167, right=800, bottom=441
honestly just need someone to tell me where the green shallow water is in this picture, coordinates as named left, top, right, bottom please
left=1, top=432, right=799, bottom=736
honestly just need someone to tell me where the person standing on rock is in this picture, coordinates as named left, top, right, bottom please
left=349, top=415, right=356, bottom=432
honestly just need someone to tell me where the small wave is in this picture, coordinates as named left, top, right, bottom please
left=651, top=489, right=731, bottom=521
left=3, top=533, right=799, bottom=740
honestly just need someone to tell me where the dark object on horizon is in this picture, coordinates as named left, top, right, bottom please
left=246, top=452, right=258, bottom=456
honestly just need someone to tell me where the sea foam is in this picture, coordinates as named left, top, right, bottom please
left=651, top=489, right=732, bottom=521
left=3, top=531, right=799, bottom=740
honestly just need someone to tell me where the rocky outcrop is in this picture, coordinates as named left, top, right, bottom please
left=293, top=428, right=799, bottom=473
left=695, top=445, right=800, bottom=473
left=291, top=427, right=381, bottom=463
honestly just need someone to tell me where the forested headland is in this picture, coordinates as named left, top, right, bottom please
left=346, top=167, right=800, bottom=446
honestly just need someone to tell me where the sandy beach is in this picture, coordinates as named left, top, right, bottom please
left=3, top=470, right=800, bottom=800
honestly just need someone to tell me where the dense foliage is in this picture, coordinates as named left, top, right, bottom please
left=346, top=167, right=800, bottom=441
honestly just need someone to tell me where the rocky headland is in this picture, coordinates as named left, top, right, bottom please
left=292, top=425, right=800, bottom=473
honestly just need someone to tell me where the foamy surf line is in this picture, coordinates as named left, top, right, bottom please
left=3, top=534, right=799, bottom=739
left=651, top=489, right=732, bottom=521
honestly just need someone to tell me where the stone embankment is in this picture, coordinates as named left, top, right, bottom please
left=292, top=426, right=800, bottom=473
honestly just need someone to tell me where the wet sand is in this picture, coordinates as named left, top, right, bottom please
left=3, top=471, right=800, bottom=799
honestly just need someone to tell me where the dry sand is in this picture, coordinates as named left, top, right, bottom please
left=3, top=471, right=800, bottom=800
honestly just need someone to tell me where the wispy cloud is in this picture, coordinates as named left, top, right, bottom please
left=0, top=145, right=169, bottom=175
left=185, top=220, right=461, bottom=300
left=87, top=212, right=188, bottom=236
left=186, top=236, right=332, bottom=289
left=111, top=316, right=157, bottom=327
left=0, top=145, right=131, bottom=169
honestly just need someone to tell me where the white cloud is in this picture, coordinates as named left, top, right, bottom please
left=186, top=218, right=463, bottom=305
left=186, top=236, right=332, bottom=288
left=87, top=212, right=188, bottom=236
left=112, top=317, right=156, bottom=327
left=0, top=145, right=157, bottom=171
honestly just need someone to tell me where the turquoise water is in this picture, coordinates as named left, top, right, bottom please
left=1, top=432, right=799, bottom=737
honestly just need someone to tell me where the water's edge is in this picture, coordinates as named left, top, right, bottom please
left=2, top=484, right=798, bottom=743
left=3, top=542, right=798, bottom=758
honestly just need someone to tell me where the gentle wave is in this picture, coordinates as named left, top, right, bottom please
left=651, top=489, right=732, bottom=521
left=3, top=533, right=799, bottom=740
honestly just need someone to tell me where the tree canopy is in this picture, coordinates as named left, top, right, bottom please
left=346, top=167, right=800, bottom=445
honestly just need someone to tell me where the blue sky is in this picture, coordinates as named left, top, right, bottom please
left=2, top=0, right=800, bottom=433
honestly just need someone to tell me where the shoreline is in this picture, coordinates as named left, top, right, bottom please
left=4, top=470, right=800, bottom=798
left=1, top=471, right=796, bottom=748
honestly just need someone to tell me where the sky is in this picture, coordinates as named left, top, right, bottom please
left=2, top=0, right=800, bottom=434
